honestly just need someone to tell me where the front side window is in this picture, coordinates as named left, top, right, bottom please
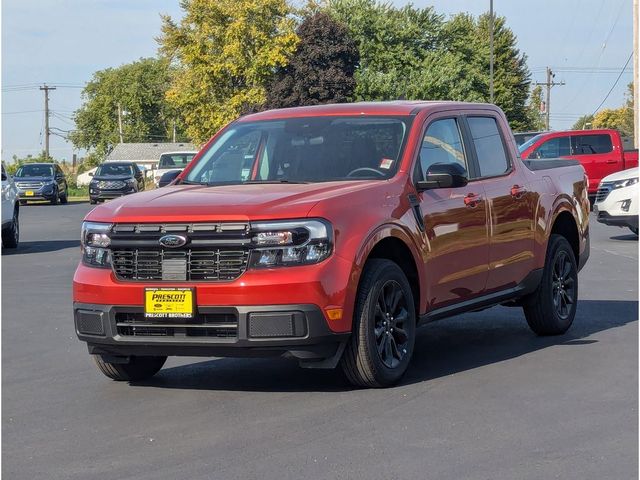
left=572, top=134, right=613, bottom=155
left=185, top=116, right=410, bottom=185
left=531, top=136, right=571, bottom=159
left=15, top=165, right=54, bottom=178
left=419, top=118, right=467, bottom=176
left=467, top=117, right=509, bottom=177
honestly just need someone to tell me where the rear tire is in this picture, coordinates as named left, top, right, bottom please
left=340, top=259, right=416, bottom=388
left=523, top=234, right=578, bottom=335
left=2, top=206, right=19, bottom=249
left=93, top=355, right=166, bottom=381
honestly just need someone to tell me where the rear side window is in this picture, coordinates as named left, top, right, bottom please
left=419, top=118, right=467, bottom=176
left=572, top=134, right=613, bottom=155
left=532, top=136, right=571, bottom=159
left=467, top=117, right=509, bottom=177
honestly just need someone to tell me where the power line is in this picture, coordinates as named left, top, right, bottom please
left=591, top=53, right=633, bottom=116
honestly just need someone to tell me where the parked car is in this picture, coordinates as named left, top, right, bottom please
left=89, top=162, right=145, bottom=204
left=14, top=163, right=68, bottom=205
left=519, top=129, right=639, bottom=201
left=73, top=101, right=590, bottom=387
left=513, top=130, right=547, bottom=147
left=1, top=163, right=19, bottom=248
left=153, top=151, right=197, bottom=187
left=594, top=167, right=638, bottom=235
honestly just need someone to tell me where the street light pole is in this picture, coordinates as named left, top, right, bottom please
left=489, top=0, right=494, bottom=103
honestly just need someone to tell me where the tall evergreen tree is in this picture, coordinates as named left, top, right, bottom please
left=265, top=12, right=359, bottom=109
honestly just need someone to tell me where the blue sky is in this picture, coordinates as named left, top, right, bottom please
left=1, top=0, right=634, bottom=162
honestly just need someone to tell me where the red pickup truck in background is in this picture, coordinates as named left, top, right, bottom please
left=519, top=129, right=638, bottom=201
left=74, top=101, right=590, bottom=388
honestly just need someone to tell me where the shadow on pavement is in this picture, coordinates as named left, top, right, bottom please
left=610, top=233, right=638, bottom=242
left=131, top=299, right=638, bottom=393
left=2, top=239, right=81, bottom=255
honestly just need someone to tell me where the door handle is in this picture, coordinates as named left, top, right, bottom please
left=605, top=159, right=617, bottom=164
left=464, top=193, right=482, bottom=207
left=510, top=184, right=527, bottom=198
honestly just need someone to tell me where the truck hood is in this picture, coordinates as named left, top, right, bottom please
left=85, top=181, right=381, bottom=223
left=601, top=167, right=638, bottom=183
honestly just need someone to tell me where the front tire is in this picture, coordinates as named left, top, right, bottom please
left=50, top=188, right=58, bottom=205
left=2, top=206, right=19, bottom=249
left=340, top=259, right=416, bottom=388
left=93, top=355, right=166, bottom=381
left=523, top=234, right=578, bottom=335
left=60, top=188, right=68, bottom=204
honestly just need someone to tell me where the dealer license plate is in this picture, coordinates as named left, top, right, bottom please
left=25, top=191, right=34, bottom=196
left=144, top=287, right=194, bottom=319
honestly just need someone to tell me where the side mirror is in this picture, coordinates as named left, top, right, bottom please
left=88, top=172, right=94, bottom=177
left=416, top=163, right=468, bottom=191
left=158, top=170, right=181, bottom=187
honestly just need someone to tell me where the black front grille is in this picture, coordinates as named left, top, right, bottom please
left=115, top=311, right=238, bottom=338
left=109, top=222, right=252, bottom=282
left=596, top=182, right=614, bottom=202
left=111, top=248, right=249, bottom=281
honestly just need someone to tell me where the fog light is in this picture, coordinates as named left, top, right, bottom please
left=621, top=199, right=632, bottom=212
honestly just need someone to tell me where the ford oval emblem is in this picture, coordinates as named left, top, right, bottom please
left=159, top=234, right=188, bottom=248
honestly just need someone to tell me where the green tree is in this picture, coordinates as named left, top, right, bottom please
left=329, top=0, right=446, bottom=100
left=329, top=2, right=533, bottom=130
left=526, top=85, right=546, bottom=131
left=158, top=0, right=299, bottom=144
left=69, top=58, right=179, bottom=161
left=572, top=114, right=594, bottom=130
left=265, top=12, right=359, bottom=108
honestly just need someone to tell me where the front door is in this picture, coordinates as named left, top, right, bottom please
left=417, top=116, right=489, bottom=310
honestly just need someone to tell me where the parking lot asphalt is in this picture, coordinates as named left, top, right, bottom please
left=2, top=202, right=638, bottom=480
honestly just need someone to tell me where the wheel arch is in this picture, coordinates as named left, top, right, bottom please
left=352, top=224, right=424, bottom=318
left=550, top=210, right=579, bottom=262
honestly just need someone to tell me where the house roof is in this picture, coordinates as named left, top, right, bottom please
left=105, top=143, right=196, bottom=162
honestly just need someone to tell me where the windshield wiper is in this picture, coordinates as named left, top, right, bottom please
left=242, top=180, right=310, bottom=185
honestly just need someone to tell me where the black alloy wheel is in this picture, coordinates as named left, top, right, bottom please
left=374, top=280, right=411, bottom=368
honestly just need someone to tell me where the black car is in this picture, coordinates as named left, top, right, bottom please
left=89, top=162, right=144, bottom=204
left=14, top=163, right=68, bottom=205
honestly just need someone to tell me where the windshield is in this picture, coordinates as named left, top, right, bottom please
left=184, top=116, right=410, bottom=185
left=96, top=163, right=134, bottom=176
left=15, top=164, right=54, bottom=178
left=159, top=153, right=195, bottom=169
left=518, top=134, right=544, bottom=154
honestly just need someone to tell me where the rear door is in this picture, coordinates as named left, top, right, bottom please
left=416, top=114, right=489, bottom=309
left=463, top=114, right=535, bottom=292
left=570, top=133, right=617, bottom=193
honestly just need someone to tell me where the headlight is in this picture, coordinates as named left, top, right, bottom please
left=81, top=221, right=112, bottom=268
left=248, top=219, right=333, bottom=268
left=611, top=177, right=638, bottom=190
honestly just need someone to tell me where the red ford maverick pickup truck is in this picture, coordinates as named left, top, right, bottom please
left=74, top=101, right=590, bottom=387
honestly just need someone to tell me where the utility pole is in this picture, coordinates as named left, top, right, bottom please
left=535, top=68, right=565, bottom=130
left=117, top=102, right=124, bottom=143
left=172, top=119, right=177, bottom=143
left=489, top=0, right=494, bottom=103
left=633, top=0, right=638, bottom=148
left=39, top=84, right=56, bottom=159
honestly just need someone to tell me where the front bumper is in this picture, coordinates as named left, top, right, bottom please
left=596, top=211, right=638, bottom=229
left=75, top=302, right=349, bottom=366
left=89, top=187, right=136, bottom=200
left=17, top=188, right=56, bottom=201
